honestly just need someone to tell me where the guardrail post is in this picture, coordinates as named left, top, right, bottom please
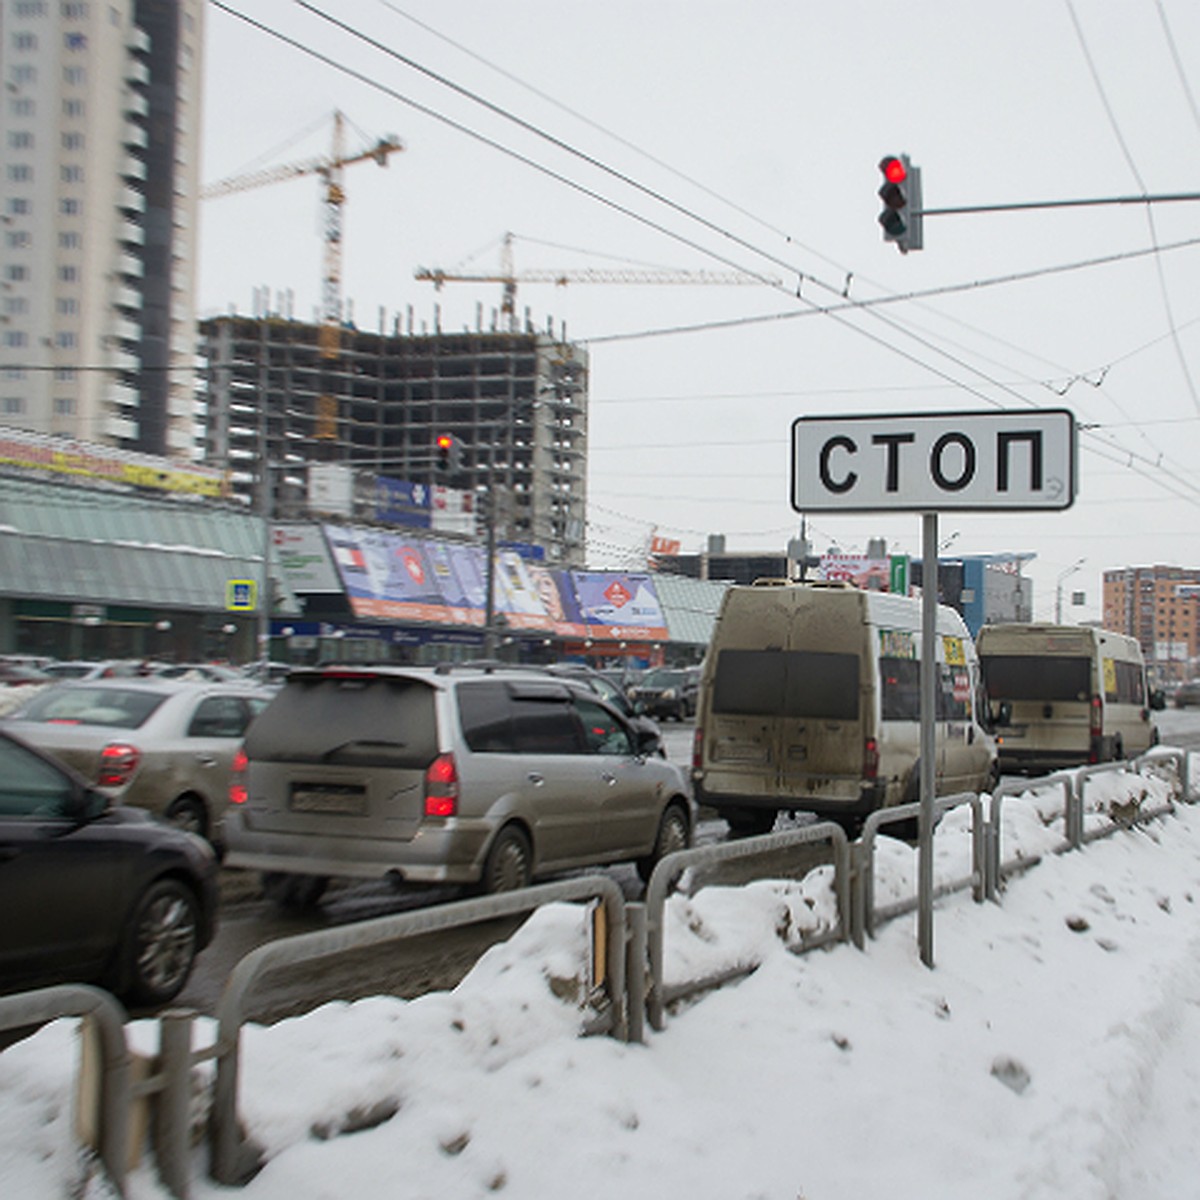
left=154, top=1011, right=195, bottom=1199
left=625, top=902, right=647, bottom=1045
left=849, top=841, right=865, bottom=950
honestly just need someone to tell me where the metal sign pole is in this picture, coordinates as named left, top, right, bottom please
left=919, top=512, right=938, bottom=967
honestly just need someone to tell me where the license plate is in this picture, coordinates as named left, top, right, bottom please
left=290, top=785, right=367, bottom=815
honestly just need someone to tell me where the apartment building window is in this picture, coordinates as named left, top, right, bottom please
left=62, top=132, right=85, bottom=151
left=3, top=332, right=28, bottom=348
left=9, top=98, right=35, bottom=117
left=1, top=398, right=25, bottom=415
left=53, top=396, right=76, bottom=415
left=5, top=231, right=30, bottom=249
left=3, top=369, right=27, bottom=381
left=62, top=2, right=89, bottom=16
left=54, top=368, right=75, bottom=382
left=8, top=131, right=34, bottom=150
left=55, top=331, right=76, bottom=349
left=64, top=66, right=85, bottom=85
left=65, top=32, right=87, bottom=50
left=14, top=34, right=38, bottom=51
left=4, top=298, right=29, bottom=316
left=60, top=197, right=80, bottom=215
left=16, top=1, right=48, bottom=13
left=58, top=231, right=80, bottom=249
left=61, top=165, right=83, bottom=183
left=4, top=266, right=28, bottom=282
left=63, top=99, right=84, bottom=118
left=6, top=198, right=30, bottom=216
left=12, top=66, right=36, bottom=84
left=58, top=265, right=78, bottom=282
left=56, top=298, right=78, bottom=315
left=6, top=165, right=33, bottom=182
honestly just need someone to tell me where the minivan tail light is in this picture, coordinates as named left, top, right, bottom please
left=863, top=737, right=880, bottom=780
left=424, top=752, right=459, bottom=817
left=229, top=746, right=249, bottom=806
left=98, top=742, right=139, bottom=787
left=692, top=726, right=703, bottom=772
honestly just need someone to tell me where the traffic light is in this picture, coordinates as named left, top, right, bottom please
left=435, top=433, right=454, bottom=473
left=877, top=154, right=923, bottom=253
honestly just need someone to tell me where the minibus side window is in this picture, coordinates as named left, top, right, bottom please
left=880, top=657, right=920, bottom=721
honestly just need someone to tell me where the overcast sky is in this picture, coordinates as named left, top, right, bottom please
left=197, top=1, right=1200, bottom=621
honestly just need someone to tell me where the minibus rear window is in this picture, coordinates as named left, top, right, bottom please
left=712, top=650, right=859, bottom=720
left=981, top=655, right=1090, bottom=702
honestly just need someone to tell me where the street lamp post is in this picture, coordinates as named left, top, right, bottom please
left=1055, top=557, right=1086, bottom=624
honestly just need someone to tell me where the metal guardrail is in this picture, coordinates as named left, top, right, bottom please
left=4, top=749, right=1193, bottom=1193
left=209, top=875, right=628, bottom=1186
left=0, top=985, right=132, bottom=1196
left=987, top=772, right=1075, bottom=900
left=641, top=822, right=851, bottom=1033
left=853, top=792, right=984, bottom=947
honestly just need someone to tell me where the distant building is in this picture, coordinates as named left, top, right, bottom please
left=198, top=316, right=589, bottom=566
left=1103, top=565, right=1200, bottom=684
left=0, top=0, right=204, bottom=457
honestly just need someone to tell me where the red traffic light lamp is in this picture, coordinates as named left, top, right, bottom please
left=877, top=153, right=923, bottom=253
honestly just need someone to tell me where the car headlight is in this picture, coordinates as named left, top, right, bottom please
left=662, top=688, right=676, bottom=699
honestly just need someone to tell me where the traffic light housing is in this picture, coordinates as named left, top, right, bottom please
left=434, top=432, right=462, bottom=474
left=878, top=154, right=923, bottom=253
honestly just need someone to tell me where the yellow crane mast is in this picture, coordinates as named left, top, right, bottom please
left=201, top=111, right=404, bottom=436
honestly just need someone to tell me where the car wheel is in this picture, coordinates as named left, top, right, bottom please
left=262, top=872, right=329, bottom=911
left=725, top=807, right=776, bottom=837
left=637, top=803, right=691, bottom=883
left=481, top=825, right=532, bottom=893
left=165, top=795, right=208, bottom=841
left=119, top=878, right=200, bottom=1007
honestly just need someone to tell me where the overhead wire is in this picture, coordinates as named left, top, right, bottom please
left=1067, top=0, right=1200, bottom=418
left=207, top=2, right=1200, bottom=531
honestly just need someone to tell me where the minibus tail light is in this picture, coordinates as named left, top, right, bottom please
left=692, top=726, right=703, bottom=772
left=863, top=737, right=880, bottom=780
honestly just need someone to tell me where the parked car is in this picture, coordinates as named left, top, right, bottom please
left=1174, top=679, right=1200, bottom=709
left=41, top=659, right=145, bottom=681
left=1, top=678, right=274, bottom=846
left=628, top=666, right=701, bottom=722
left=224, top=663, right=693, bottom=909
left=0, top=662, right=51, bottom=686
left=152, top=663, right=246, bottom=683
left=0, top=728, right=218, bottom=1006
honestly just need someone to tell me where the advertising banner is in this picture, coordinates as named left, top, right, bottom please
left=323, top=525, right=670, bottom=640
left=818, top=554, right=892, bottom=591
left=272, top=524, right=342, bottom=593
left=373, top=477, right=432, bottom=528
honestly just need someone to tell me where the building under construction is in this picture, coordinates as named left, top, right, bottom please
left=199, top=314, right=589, bottom=566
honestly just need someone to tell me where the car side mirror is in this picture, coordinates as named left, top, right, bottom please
left=1150, top=689, right=1167, bottom=712
left=634, top=724, right=663, bottom=757
left=992, top=701, right=1012, bottom=727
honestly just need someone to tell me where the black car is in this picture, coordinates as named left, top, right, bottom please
left=628, top=666, right=701, bottom=722
left=0, top=729, right=218, bottom=1007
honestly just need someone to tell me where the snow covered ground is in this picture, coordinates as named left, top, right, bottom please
left=2, top=757, right=1199, bottom=1199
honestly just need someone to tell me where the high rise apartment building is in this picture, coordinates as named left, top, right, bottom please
left=200, top=315, right=590, bottom=566
left=0, top=0, right=203, bottom=457
left=1102, top=564, right=1200, bottom=684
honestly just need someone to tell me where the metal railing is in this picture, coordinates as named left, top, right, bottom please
left=4, top=747, right=1193, bottom=1193
left=640, top=822, right=851, bottom=1032
left=209, top=875, right=628, bottom=1185
left=852, top=792, right=984, bottom=947
left=0, top=986, right=132, bottom=1196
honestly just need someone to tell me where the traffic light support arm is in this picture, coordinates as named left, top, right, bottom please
left=916, top=190, right=1200, bottom=217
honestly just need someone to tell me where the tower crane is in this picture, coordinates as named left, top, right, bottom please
left=202, top=111, right=404, bottom=437
left=415, top=232, right=779, bottom=332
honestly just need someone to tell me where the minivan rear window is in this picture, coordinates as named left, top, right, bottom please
left=244, top=675, right=438, bottom=767
left=981, top=655, right=1091, bottom=703
left=712, top=649, right=859, bottom=720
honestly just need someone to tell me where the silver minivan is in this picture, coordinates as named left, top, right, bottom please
left=224, top=664, right=693, bottom=907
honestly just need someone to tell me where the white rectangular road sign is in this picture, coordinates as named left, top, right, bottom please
left=792, top=409, right=1076, bottom=512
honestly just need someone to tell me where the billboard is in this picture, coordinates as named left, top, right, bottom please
left=322, top=525, right=669, bottom=640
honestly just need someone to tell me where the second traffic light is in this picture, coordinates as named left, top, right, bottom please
left=877, top=154, right=923, bottom=253
left=434, top=432, right=461, bottom=474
